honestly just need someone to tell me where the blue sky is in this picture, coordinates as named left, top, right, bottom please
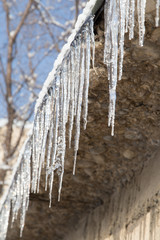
left=0, top=0, right=85, bottom=120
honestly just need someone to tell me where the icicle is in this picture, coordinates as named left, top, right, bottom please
left=119, top=0, right=126, bottom=80
left=19, top=141, right=31, bottom=236
left=104, top=0, right=119, bottom=136
left=37, top=104, right=45, bottom=193
left=45, top=108, right=54, bottom=191
left=90, top=16, right=95, bottom=68
left=0, top=137, right=32, bottom=240
left=58, top=62, right=67, bottom=202
left=73, top=32, right=85, bottom=175
left=83, top=21, right=91, bottom=129
left=66, top=56, right=71, bottom=124
left=125, top=0, right=129, bottom=33
left=155, top=0, right=160, bottom=27
left=137, top=0, right=147, bottom=46
left=68, top=48, right=75, bottom=148
left=128, top=0, right=135, bottom=40
left=31, top=112, right=41, bottom=193
left=74, top=36, right=81, bottom=117
left=48, top=76, right=60, bottom=206
left=0, top=200, right=10, bottom=240
left=11, top=169, right=21, bottom=222
left=49, top=79, right=60, bottom=205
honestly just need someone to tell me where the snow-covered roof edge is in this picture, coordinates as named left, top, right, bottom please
left=0, top=0, right=103, bottom=228
left=34, top=0, right=104, bottom=114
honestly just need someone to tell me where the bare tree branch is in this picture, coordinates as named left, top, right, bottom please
left=33, top=0, right=66, bottom=30
left=2, top=0, right=10, bottom=37
left=0, top=0, right=85, bottom=164
left=11, top=0, right=33, bottom=43
left=75, top=0, right=80, bottom=23
left=0, top=56, right=6, bottom=80
left=3, top=0, right=34, bottom=160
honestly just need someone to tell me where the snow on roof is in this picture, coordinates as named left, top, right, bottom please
left=35, top=0, right=102, bottom=114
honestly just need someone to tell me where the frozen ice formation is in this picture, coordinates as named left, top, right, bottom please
left=0, top=0, right=160, bottom=239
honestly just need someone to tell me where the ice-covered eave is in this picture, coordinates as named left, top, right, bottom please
left=35, top=0, right=104, bottom=114
left=1, top=0, right=160, bottom=239
left=0, top=0, right=103, bottom=237
left=0, top=0, right=103, bottom=211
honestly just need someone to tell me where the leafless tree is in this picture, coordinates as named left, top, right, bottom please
left=0, top=0, right=85, bottom=164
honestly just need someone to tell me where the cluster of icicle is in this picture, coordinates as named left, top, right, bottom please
left=104, top=0, right=160, bottom=135
left=0, top=17, right=95, bottom=240
left=32, top=17, right=95, bottom=205
left=0, top=137, right=32, bottom=239
left=0, top=0, right=160, bottom=239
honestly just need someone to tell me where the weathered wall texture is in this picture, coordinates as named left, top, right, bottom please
left=64, top=148, right=160, bottom=240
left=5, top=1, right=160, bottom=239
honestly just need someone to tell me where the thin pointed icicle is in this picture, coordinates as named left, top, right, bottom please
left=48, top=77, right=60, bottom=207
left=90, top=16, right=95, bottom=68
left=44, top=89, right=55, bottom=191
left=155, top=0, right=160, bottom=27
left=137, top=0, right=147, bottom=46
left=19, top=141, right=31, bottom=236
left=128, top=0, right=135, bottom=40
left=11, top=169, right=21, bottom=222
left=48, top=65, right=67, bottom=204
left=37, top=95, right=53, bottom=191
left=31, top=113, right=39, bottom=193
left=66, top=56, right=71, bottom=124
left=37, top=104, right=45, bottom=193
left=83, top=22, right=91, bottom=129
left=45, top=116, right=54, bottom=191
left=125, top=0, right=129, bottom=33
left=119, top=0, right=126, bottom=81
left=104, top=0, right=119, bottom=136
left=32, top=109, right=45, bottom=193
left=68, top=48, right=75, bottom=148
left=58, top=62, right=67, bottom=202
left=73, top=33, right=85, bottom=175
left=74, top=36, right=81, bottom=117
left=0, top=200, right=11, bottom=240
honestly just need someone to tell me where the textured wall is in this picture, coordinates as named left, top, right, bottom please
left=64, top=149, right=160, bottom=240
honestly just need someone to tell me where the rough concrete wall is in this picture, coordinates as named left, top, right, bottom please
left=65, top=149, right=160, bottom=240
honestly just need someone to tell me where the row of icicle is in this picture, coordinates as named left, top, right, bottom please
left=0, top=0, right=160, bottom=239
left=31, top=18, right=95, bottom=206
left=0, top=17, right=95, bottom=240
left=104, top=0, right=160, bottom=136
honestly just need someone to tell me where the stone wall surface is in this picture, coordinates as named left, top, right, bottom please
left=6, top=1, right=160, bottom=239
left=64, top=149, right=160, bottom=240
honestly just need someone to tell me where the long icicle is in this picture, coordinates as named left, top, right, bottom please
left=83, top=21, right=91, bottom=130
left=155, top=0, right=160, bottom=27
left=104, top=0, right=119, bottom=136
left=73, top=31, right=85, bottom=175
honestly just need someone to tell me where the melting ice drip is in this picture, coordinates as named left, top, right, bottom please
left=0, top=0, right=160, bottom=239
left=104, top=0, right=160, bottom=136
